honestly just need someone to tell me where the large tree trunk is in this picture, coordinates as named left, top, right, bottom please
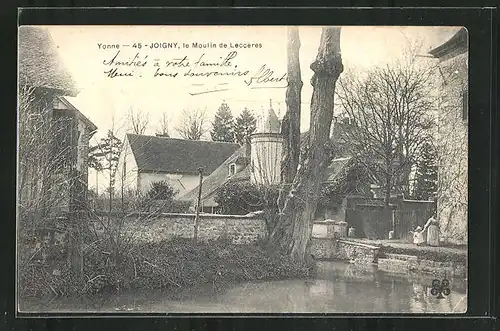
left=272, top=27, right=343, bottom=264
left=274, top=27, right=303, bottom=239
left=280, top=26, right=302, bottom=187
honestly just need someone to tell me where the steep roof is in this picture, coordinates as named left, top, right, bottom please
left=126, top=134, right=240, bottom=175
left=324, top=157, right=353, bottom=182
left=18, top=26, right=78, bottom=96
left=179, top=145, right=250, bottom=202
left=180, top=153, right=353, bottom=204
left=57, top=96, right=98, bottom=132
left=256, top=106, right=280, bottom=134
left=428, top=27, right=468, bottom=60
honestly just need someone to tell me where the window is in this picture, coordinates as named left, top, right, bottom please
left=461, top=88, right=468, bottom=121
left=229, top=163, right=236, bottom=176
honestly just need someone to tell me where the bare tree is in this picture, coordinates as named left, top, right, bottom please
left=18, top=84, right=90, bottom=280
left=175, top=108, right=208, bottom=140
left=335, top=52, right=435, bottom=206
left=271, top=27, right=344, bottom=264
left=127, top=107, right=149, bottom=135
left=157, top=112, right=170, bottom=137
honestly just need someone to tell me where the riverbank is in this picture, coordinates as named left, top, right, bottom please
left=341, top=238, right=467, bottom=278
left=20, top=261, right=467, bottom=314
left=18, top=237, right=311, bottom=300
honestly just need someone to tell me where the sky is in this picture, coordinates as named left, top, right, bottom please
left=46, top=25, right=461, bottom=143
left=40, top=25, right=461, bottom=191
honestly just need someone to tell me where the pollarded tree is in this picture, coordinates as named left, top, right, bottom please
left=270, top=27, right=344, bottom=264
left=211, top=102, right=235, bottom=142
left=234, top=107, right=257, bottom=145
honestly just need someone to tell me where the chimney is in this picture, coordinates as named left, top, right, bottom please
left=155, top=133, right=170, bottom=138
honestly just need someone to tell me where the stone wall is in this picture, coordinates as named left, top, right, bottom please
left=378, top=255, right=466, bottom=278
left=310, top=238, right=380, bottom=265
left=92, top=212, right=267, bottom=244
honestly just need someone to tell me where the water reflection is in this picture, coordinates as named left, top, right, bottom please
left=21, top=261, right=467, bottom=314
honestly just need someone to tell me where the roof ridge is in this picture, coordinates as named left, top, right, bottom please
left=125, top=133, right=239, bottom=145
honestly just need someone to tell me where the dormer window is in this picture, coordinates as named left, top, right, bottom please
left=229, top=163, right=236, bottom=176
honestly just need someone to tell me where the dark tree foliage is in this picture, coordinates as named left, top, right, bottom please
left=412, top=142, right=438, bottom=200
left=234, top=107, right=257, bottom=145
left=214, top=181, right=279, bottom=215
left=211, top=102, right=235, bottom=142
left=318, top=161, right=372, bottom=210
left=91, top=130, right=122, bottom=191
left=145, top=180, right=178, bottom=201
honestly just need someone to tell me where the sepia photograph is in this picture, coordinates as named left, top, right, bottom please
left=17, top=24, right=468, bottom=314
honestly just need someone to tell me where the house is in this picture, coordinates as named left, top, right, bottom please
left=180, top=104, right=374, bottom=214
left=116, top=134, right=241, bottom=197
left=428, top=27, right=468, bottom=244
left=18, top=26, right=97, bottom=217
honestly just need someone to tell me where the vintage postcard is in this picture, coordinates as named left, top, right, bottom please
left=17, top=25, right=468, bottom=314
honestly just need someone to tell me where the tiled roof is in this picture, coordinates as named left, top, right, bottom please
left=179, top=145, right=250, bottom=202
left=324, top=157, right=353, bottom=182
left=18, top=26, right=78, bottom=96
left=126, top=134, right=240, bottom=175
left=428, top=27, right=468, bottom=59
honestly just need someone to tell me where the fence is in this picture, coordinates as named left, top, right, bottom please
left=393, top=199, right=435, bottom=241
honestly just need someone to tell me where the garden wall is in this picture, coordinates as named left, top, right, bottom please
left=310, top=238, right=380, bottom=264
left=92, top=212, right=267, bottom=244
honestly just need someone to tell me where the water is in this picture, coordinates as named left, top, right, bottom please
left=20, top=261, right=467, bottom=314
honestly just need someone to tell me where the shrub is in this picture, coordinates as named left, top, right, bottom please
left=214, top=181, right=279, bottom=215
left=145, top=180, right=178, bottom=201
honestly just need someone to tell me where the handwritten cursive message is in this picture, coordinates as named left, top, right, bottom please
left=98, top=42, right=287, bottom=94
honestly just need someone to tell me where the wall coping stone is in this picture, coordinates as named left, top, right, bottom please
left=93, top=211, right=260, bottom=220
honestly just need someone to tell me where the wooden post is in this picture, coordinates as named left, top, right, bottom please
left=194, top=167, right=203, bottom=242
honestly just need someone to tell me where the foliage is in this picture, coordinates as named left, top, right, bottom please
left=210, top=102, right=235, bottom=142
left=18, top=237, right=311, bottom=299
left=214, top=181, right=279, bottom=216
left=90, top=130, right=122, bottom=192
left=145, top=181, right=178, bottom=201
left=175, top=108, right=208, bottom=140
left=88, top=145, right=104, bottom=172
left=234, top=107, right=257, bottom=145
left=318, top=160, right=372, bottom=209
left=412, top=142, right=438, bottom=200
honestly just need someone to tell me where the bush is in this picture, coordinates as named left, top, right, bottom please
left=145, top=181, right=178, bottom=201
left=214, top=181, right=279, bottom=215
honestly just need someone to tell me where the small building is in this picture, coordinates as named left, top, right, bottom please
left=428, top=27, right=468, bottom=244
left=116, top=134, right=240, bottom=197
left=18, top=26, right=97, bottom=217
